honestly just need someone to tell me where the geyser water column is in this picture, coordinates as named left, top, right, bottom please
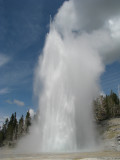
left=34, top=26, right=103, bottom=152
left=17, top=0, right=120, bottom=153
left=34, top=1, right=105, bottom=152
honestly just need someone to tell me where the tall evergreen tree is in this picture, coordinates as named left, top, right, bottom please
left=13, top=112, right=18, bottom=140
left=25, top=111, right=31, bottom=133
left=0, top=130, right=4, bottom=146
left=18, top=115, right=24, bottom=138
left=6, top=113, right=18, bottom=141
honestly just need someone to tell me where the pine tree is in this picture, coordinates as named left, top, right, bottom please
left=2, top=118, right=9, bottom=139
left=13, top=112, right=18, bottom=140
left=6, top=114, right=14, bottom=141
left=94, top=91, right=120, bottom=121
left=25, top=111, right=31, bottom=133
left=0, top=130, right=4, bottom=146
left=18, top=115, right=24, bottom=138
left=6, top=113, right=18, bottom=141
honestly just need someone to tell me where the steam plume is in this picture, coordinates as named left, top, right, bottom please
left=17, top=0, right=120, bottom=153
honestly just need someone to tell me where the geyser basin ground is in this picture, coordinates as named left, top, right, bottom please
left=1, top=149, right=120, bottom=160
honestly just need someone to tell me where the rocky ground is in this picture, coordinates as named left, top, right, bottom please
left=0, top=118, right=120, bottom=160
left=99, top=118, right=120, bottom=151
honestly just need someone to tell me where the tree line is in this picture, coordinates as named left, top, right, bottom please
left=0, top=90, right=120, bottom=147
left=94, top=90, right=120, bottom=121
left=0, top=111, right=31, bottom=147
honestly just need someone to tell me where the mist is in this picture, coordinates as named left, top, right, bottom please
left=16, top=0, right=120, bottom=153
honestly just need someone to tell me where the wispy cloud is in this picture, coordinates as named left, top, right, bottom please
left=0, top=88, right=10, bottom=95
left=0, top=61, right=33, bottom=87
left=14, top=99, right=25, bottom=107
left=6, top=99, right=13, bottom=104
left=6, top=99, right=25, bottom=107
left=0, top=54, right=10, bottom=67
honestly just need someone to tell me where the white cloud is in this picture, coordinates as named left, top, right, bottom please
left=100, top=91, right=106, bottom=97
left=6, top=99, right=25, bottom=107
left=109, top=18, right=120, bottom=39
left=0, top=88, right=10, bottom=95
left=0, top=54, right=10, bottom=67
left=54, top=0, right=78, bottom=34
left=29, top=109, right=35, bottom=117
left=14, top=99, right=25, bottom=107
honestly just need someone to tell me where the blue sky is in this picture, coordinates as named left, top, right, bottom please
left=0, top=0, right=65, bottom=120
left=101, top=61, right=120, bottom=95
left=0, top=0, right=120, bottom=123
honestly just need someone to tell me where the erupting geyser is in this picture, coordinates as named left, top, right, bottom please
left=17, top=0, right=120, bottom=153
